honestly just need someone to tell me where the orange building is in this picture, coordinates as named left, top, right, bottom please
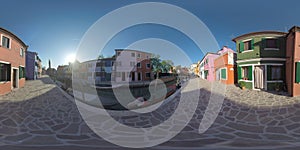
left=0, top=27, right=27, bottom=95
left=286, top=26, right=300, bottom=97
left=214, top=46, right=237, bottom=84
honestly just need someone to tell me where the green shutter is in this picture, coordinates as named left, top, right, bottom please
left=262, top=38, right=266, bottom=49
left=251, top=39, right=254, bottom=50
left=237, top=66, right=242, bottom=80
left=19, top=66, right=22, bottom=79
left=248, top=66, right=252, bottom=80
left=296, top=62, right=300, bottom=83
left=239, top=42, right=244, bottom=52
left=276, top=38, right=280, bottom=49
left=221, top=68, right=226, bottom=79
left=267, top=66, right=272, bottom=81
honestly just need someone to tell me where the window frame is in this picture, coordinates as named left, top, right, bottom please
left=264, top=38, right=279, bottom=51
left=137, top=62, right=141, bottom=68
left=1, top=34, right=11, bottom=49
left=220, top=68, right=227, bottom=80
left=0, top=63, right=11, bottom=82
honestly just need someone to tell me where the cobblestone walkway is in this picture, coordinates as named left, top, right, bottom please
left=1, top=76, right=300, bottom=149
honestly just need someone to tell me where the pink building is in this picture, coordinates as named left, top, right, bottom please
left=200, top=52, right=219, bottom=82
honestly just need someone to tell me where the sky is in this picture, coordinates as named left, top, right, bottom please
left=1, top=0, right=300, bottom=68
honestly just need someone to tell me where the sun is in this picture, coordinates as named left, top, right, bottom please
left=66, top=53, right=76, bottom=64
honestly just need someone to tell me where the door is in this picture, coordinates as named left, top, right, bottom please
left=254, top=66, right=265, bottom=89
left=216, top=69, right=220, bottom=81
left=13, top=69, right=17, bottom=88
left=122, top=72, right=125, bottom=81
left=131, top=72, right=135, bottom=81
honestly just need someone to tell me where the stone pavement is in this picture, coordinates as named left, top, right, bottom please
left=0, top=76, right=300, bottom=149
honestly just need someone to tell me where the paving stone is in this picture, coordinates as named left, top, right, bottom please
left=226, top=122, right=264, bottom=133
left=265, top=127, right=287, bottom=134
left=2, top=118, right=18, bottom=127
left=30, top=130, right=54, bottom=135
left=21, top=136, right=62, bottom=145
left=234, top=132, right=262, bottom=139
left=56, top=134, right=90, bottom=140
left=0, top=126, right=18, bottom=135
left=3, top=133, right=32, bottom=142
left=51, top=123, right=69, bottom=131
left=264, top=134, right=295, bottom=141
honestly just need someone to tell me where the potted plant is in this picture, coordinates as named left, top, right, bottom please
left=239, top=81, right=246, bottom=90
left=274, top=82, right=281, bottom=92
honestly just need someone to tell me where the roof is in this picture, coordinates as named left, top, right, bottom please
left=232, top=31, right=287, bottom=42
left=199, top=52, right=219, bottom=64
left=286, top=26, right=300, bottom=36
left=115, top=49, right=152, bottom=55
left=0, top=27, right=28, bottom=48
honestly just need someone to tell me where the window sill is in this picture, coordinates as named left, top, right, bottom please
left=264, top=48, right=279, bottom=51
left=241, top=50, right=253, bottom=53
left=239, top=79, right=252, bottom=82
left=267, top=80, right=283, bottom=83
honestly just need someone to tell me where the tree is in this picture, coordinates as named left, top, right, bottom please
left=151, top=55, right=174, bottom=78
left=98, top=54, right=105, bottom=59
left=150, top=54, right=162, bottom=79
left=161, top=60, right=174, bottom=73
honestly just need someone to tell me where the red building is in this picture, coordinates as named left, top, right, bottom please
left=0, top=27, right=27, bottom=95
left=286, top=26, right=300, bottom=97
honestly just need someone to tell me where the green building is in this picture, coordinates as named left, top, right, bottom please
left=232, top=31, right=286, bottom=90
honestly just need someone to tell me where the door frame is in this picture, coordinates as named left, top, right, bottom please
left=11, top=67, right=19, bottom=89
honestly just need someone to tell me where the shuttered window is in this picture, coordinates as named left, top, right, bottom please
left=296, top=62, right=300, bottom=83
left=239, top=42, right=244, bottom=52
left=237, top=66, right=242, bottom=80
left=19, top=66, right=25, bottom=79
left=0, top=63, right=11, bottom=81
left=248, top=66, right=252, bottom=80
left=221, top=68, right=227, bottom=79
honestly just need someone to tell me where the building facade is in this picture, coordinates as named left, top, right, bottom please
left=200, top=53, right=219, bottom=81
left=286, top=26, right=300, bottom=97
left=0, top=27, right=27, bottom=95
left=233, top=31, right=286, bottom=90
left=26, top=51, right=41, bottom=80
left=214, top=46, right=237, bottom=84
left=114, top=49, right=152, bottom=82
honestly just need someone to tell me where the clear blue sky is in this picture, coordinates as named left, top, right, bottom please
left=1, top=0, right=300, bottom=68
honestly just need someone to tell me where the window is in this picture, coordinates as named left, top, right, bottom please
left=116, top=72, right=121, bottom=77
left=296, top=62, right=300, bottom=83
left=146, top=63, right=151, bottom=68
left=137, top=53, right=141, bottom=58
left=266, top=39, right=278, bottom=48
left=131, top=52, right=135, bottom=57
left=20, top=48, right=24, bottom=57
left=130, top=61, right=135, bottom=67
left=1, top=35, right=10, bottom=49
left=138, top=72, right=141, bottom=81
left=244, top=41, right=251, bottom=51
left=221, top=68, right=227, bottom=79
left=239, top=39, right=254, bottom=52
left=0, top=63, right=11, bottom=82
left=238, top=66, right=252, bottom=80
left=267, top=65, right=282, bottom=81
left=137, top=62, right=141, bottom=68
left=117, top=52, right=121, bottom=56
left=146, top=73, right=151, bottom=78
left=19, top=66, right=25, bottom=79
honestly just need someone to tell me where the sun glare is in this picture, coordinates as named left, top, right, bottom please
left=66, top=53, right=76, bottom=64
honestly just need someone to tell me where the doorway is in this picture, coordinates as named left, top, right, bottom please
left=131, top=72, right=135, bottom=81
left=254, top=66, right=265, bottom=89
left=122, top=72, right=125, bottom=81
left=12, top=69, right=18, bottom=88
